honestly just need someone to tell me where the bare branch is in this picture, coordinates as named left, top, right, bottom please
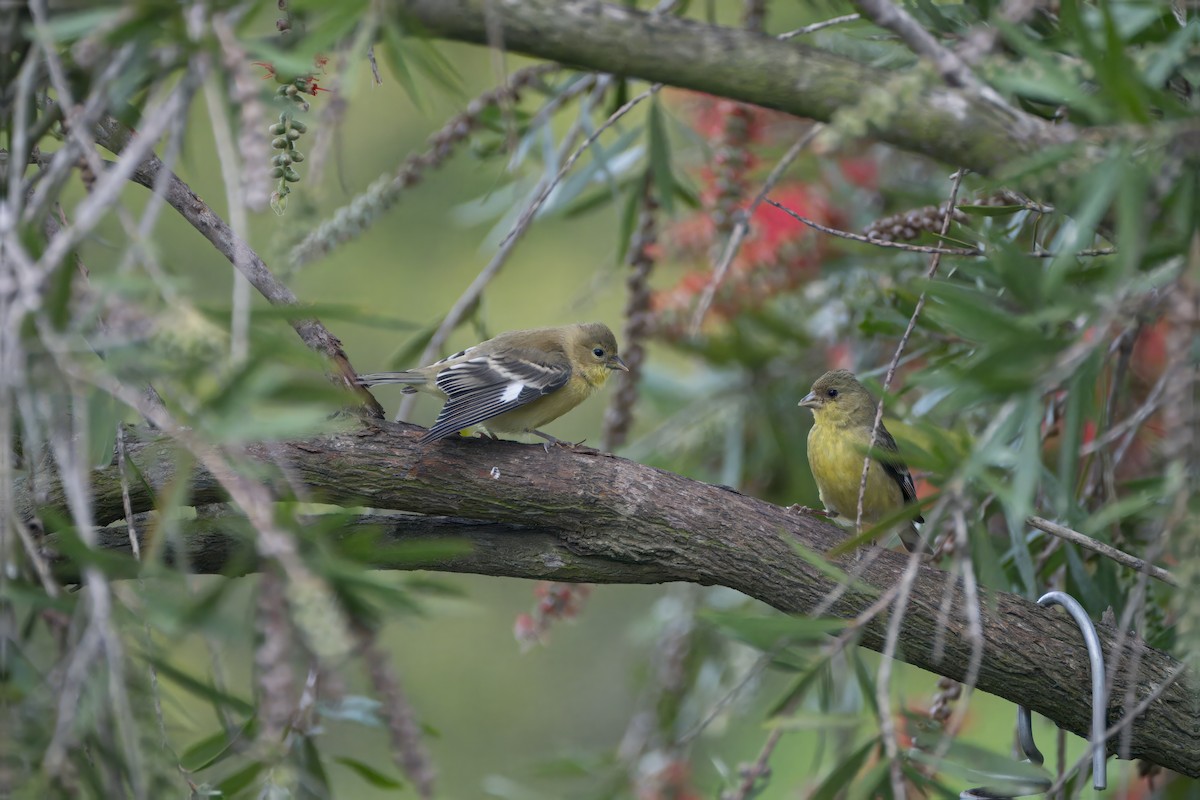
left=391, top=0, right=1071, bottom=176
left=778, top=13, right=862, bottom=39
left=1027, top=516, right=1178, bottom=587
left=88, top=125, right=385, bottom=419
left=767, top=198, right=979, bottom=255
left=399, top=79, right=659, bottom=421
left=849, top=0, right=1014, bottom=117
left=765, top=198, right=1116, bottom=258
left=689, top=127, right=820, bottom=334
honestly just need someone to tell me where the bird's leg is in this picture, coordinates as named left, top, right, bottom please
left=529, top=430, right=600, bottom=455
left=529, top=429, right=562, bottom=453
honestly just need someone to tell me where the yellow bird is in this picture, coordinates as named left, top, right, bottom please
left=358, top=323, right=628, bottom=445
left=800, top=369, right=926, bottom=552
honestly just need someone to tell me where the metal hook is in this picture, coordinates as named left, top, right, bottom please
left=960, top=591, right=1108, bottom=798
left=1017, top=591, right=1108, bottom=791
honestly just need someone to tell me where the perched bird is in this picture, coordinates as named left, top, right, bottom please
left=800, top=369, right=926, bottom=552
left=358, top=323, right=628, bottom=445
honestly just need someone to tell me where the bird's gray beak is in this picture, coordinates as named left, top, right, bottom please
left=609, top=355, right=630, bottom=372
left=799, top=391, right=820, bottom=409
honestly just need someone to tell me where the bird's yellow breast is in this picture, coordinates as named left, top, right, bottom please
left=806, top=420, right=904, bottom=522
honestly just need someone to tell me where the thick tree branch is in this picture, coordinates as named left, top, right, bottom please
left=21, top=422, right=1198, bottom=777
left=392, top=0, right=1077, bottom=176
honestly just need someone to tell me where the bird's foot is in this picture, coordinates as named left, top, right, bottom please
left=787, top=504, right=834, bottom=518
left=530, top=430, right=600, bottom=454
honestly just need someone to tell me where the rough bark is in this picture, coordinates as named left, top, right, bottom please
left=22, top=421, right=1199, bottom=777
left=392, top=0, right=1079, bottom=176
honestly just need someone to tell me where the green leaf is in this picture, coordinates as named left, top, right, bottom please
left=179, top=718, right=256, bottom=772
left=616, top=176, right=646, bottom=264
left=33, top=7, right=123, bottom=41
left=908, top=738, right=1051, bottom=795
left=379, top=24, right=424, bottom=111
left=385, top=319, right=440, bottom=370
left=769, top=653, right=835, bottom=715
left=1081, top=487, right=1162, bottom=535
left=86, top=391, right=120, bottom=469
left=543, top=127, right=644, bottom=217
left=333, top=757, right=405, bottom=790
left=216, top=760, right=266, bottom=798
left=850, top=650, right=879, bottom=715
left=847, top=757, right=893, bottom=800
left=45, top=517, right=139, bottom=578
left=701, top=609, right=846, bottom=651
left=319, top=695, right=384, bottom=727
left=299, top=735, right=332, bottom=797
left=143, top=656, right=255, bottom=716
left=789, top=537, right=877, bottom=595
left=646, top=97, right=675, bottom=214
left=765, top=712, right=863, bottom=731
left=810, top=737, right=879, bottom=800
left=920, top=280, right=1029, bottom=345
left=955, top=204, right=1029, bottom=217
left=1055, top=352, right=1100, bottom=513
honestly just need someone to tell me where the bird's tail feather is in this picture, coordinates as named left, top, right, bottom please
left=356, top=371, right=426, bottom=387
left=900, top=522, right=927, bottom=554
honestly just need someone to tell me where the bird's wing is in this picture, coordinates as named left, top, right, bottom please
left=423, top=348, right=572, bottom=441
left=874, top=424, right=925, bottom=523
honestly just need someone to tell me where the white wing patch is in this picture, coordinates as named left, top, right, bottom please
left=421, top=349, right=573, bottom=442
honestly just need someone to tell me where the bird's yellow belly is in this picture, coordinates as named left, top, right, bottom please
left=807, top=423, right=903, bottom=522
left=485, top=377, right=597, bottom=434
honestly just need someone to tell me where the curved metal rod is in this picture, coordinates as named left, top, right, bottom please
left=1017, top=591, right=1109, bottom=791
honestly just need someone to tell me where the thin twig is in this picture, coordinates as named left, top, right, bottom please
left=860, top=170, right=965, bottom=800
left=367, top=44, right=383, bottom=85
left=875, top=544, right=927, bottom=799
left=34, top=318, right=355, bottom=666
left=356, top=625, right=437, bottom=798
left=201, top=64, right=254, bottom=363
left=770, top=198, right=976, bottom=254
left=689, top=127, right=820, bottom=334
left=116, top=426, right=139, bottom=561
left=779, top=13, right=862, bottom=39
left=1026, top=516, right=1178, bottom=586
left=601, top=172, right=658, bottom=451
left=104, top=143, right=385, bottom=418
left=728, top=579, right=918, bottom=800
left=854, top=169, right=966, bottom=535
left=851, top=0, right=1017, bottom=118
left=927, top=503, right=985, bottom=765
left=399, top=79, right=661, bottom=420
left=765, top=199, right=1115, bottom=258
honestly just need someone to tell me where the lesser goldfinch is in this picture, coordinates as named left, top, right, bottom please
left=359, top=323, right=628, bottom=444
left=800, top=369, right=926, bottom=552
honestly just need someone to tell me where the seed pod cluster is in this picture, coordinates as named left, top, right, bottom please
left=268, top=113, right=308, bottom=213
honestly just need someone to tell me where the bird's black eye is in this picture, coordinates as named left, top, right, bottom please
left=593, top=347, right=605, bottom=357
left=827, top=388, right=839, bottom=398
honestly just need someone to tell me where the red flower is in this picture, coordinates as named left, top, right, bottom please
left=838, top=156, right=879, bottom=190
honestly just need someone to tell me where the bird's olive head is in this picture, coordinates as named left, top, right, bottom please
left=574, top=323, right=629, bottom=379
left=800, top=369, right=875, bottom=421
